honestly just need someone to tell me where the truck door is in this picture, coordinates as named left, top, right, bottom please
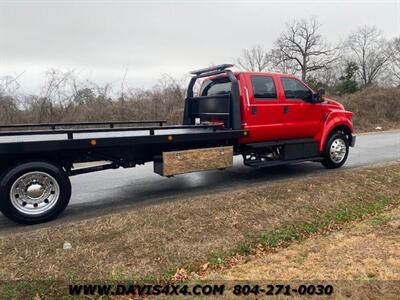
left=278, top=76, right=324, bottom=139
left=243, top=74, right=285, bottom=142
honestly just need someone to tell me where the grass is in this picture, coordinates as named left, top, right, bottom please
left=368, top=214, right=393, bottom=226
left=201, top=207, right=400, bottom=299
left=259, top=225, right=299, bottom=247
left=301, top=222, right=319, bottom=234
left=0, top=162, right=400, bottom=298
left=235, top=243, right=251, bottom=256
left=208, top=253, right=225, bottom=266
left=222, top=195, right=396, bottom=262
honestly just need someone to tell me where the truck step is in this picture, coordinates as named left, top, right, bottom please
left=246, top=138, right=316, bottom=149
left=244, top=156, right=323, bottom=168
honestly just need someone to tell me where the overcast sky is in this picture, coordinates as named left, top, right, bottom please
left=1, top=0, right=399, bottom=94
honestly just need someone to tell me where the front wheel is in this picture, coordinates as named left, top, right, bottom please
left=321, top=132, right=349, bottom=169
left=0, top=161, right=71, bottom=224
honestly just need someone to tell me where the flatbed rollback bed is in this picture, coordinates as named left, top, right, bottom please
left=0, top=64, right=355, bottom=224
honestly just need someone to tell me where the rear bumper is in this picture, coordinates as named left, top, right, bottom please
left=350, top=135, right=356, bottom=147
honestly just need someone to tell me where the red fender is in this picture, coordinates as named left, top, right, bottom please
left=317, top=110, right=354, bottom=152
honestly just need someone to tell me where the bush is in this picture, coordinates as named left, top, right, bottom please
left=337, top=87, right=400, bottom=132
left=0, top=79, right=185, bottom=126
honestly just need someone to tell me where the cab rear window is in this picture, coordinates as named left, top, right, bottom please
left=200, top=78, right=231, bottom=96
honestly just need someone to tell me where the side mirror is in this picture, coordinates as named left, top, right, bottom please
left=310, top=88, right=325, bottom=103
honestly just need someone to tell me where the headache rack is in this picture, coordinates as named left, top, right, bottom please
left=183, top=64, right=241, bottom=130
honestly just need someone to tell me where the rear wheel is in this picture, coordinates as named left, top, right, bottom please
left=0, top=161, right=71, bottom=224
left=321, top=132, right=349, bottom=169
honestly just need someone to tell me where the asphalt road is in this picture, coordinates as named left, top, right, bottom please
left=0, top=131, right=399, bottom=232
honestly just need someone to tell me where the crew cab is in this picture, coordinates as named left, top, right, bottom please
left=0, top=64, right=355, bottom=224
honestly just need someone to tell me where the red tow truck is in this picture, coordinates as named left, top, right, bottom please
left=0, top=64, right=355, bottom=224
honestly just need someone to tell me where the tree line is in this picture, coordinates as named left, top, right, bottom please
left=0, top=17, right=399, bottom=125
left=0, top=71, right=186, bottom=125
left=237, top=18, right=400, bottom=95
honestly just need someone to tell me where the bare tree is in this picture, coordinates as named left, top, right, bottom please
left=33, top=69, right=76, bottom=122
left=346, top=26, right=391, bottom=88
left=236, top=45, right=271, bottom=72
left=388, top=37, right=400, bottom=86
left=120, top=67, right=129, bottom=101
left=0, top=72, right=24, bottom=95
left=269, top=48, right=298, bottom=74
left=41, top=69, right=77, bottom=104
left=0, top=93, right=20, bottom=124
left=272, top=17, right=337, bottom=80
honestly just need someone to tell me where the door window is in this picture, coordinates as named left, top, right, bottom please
left=251, top=76, right=277, bottom=100
left=281, top=77, right=312, bottom=101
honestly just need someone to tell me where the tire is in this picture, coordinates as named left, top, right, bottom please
left=0, top=161, right=71, bottom=224
left=321, top=132, right=349, bottom=169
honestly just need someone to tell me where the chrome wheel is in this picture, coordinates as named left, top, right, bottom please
left=10, top=171, right=60, bottom=216
left=329, top=138, right=347, bottom=163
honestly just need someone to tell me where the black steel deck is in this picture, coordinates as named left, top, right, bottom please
left=0, top=122, right=245, bottom=155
